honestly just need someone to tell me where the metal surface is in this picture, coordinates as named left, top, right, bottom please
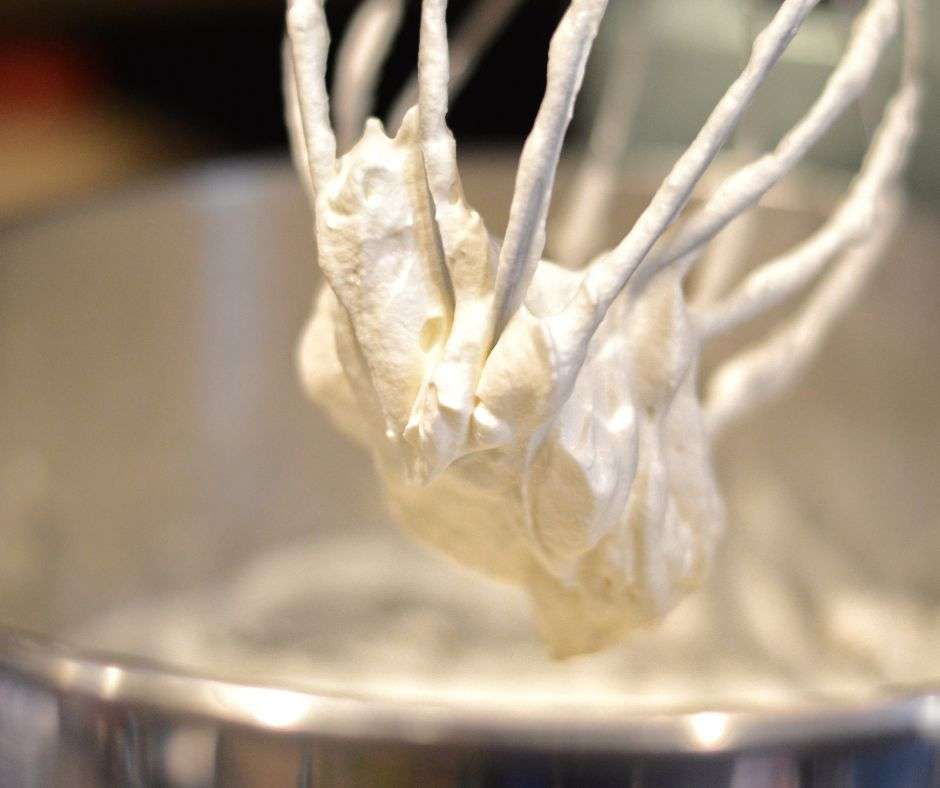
left=1, top=159, right=939, bottom=786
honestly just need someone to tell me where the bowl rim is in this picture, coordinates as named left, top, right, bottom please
left=2, top=625, right=939, bottom=754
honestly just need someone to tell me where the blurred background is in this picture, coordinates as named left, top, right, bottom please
left=0, top=0, right=937, bottom=224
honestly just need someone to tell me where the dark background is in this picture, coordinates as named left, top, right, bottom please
left=1, top=1, right=568, bottom=159
left=0, top=0, right=937, bottom=219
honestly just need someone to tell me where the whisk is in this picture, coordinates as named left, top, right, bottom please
left=284, top=0, right=922, bottom=656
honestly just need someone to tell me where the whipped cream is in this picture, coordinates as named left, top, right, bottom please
left=285, top=0, right=920, bottom=655
left=299, top=114, right=722, bottom=655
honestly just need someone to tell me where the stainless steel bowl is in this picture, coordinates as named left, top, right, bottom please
left=1, top=159, right=938, bottom=787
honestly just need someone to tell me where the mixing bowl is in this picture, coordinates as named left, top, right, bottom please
left=1, top=159, right=938, bottom=787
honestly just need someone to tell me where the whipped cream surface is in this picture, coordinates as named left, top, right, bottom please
left=298, top=113, right=722, bottom=656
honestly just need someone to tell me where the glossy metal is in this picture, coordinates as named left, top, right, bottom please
left=1, top=160, right=939, bottom=787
